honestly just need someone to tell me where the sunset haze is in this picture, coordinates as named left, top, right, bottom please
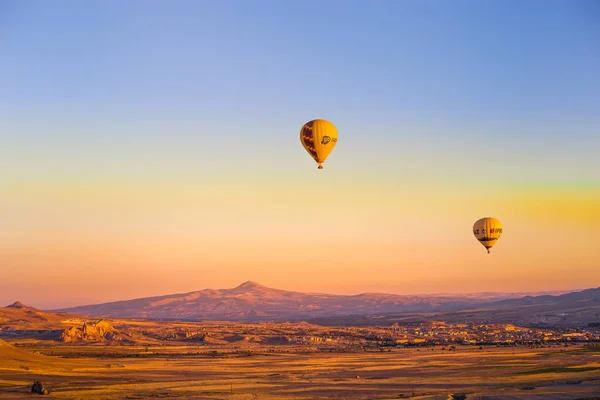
left=1, top=0, right=599, bottom=309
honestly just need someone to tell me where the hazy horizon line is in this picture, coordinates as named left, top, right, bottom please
left=20, top=281, right=593, bottom=311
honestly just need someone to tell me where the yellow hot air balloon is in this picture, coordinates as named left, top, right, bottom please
left=473, top=217, right=503, bottom=254
left=300, top=119, right=338, bottom=169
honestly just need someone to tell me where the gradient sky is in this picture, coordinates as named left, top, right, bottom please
left=1, top=0, right=599, bottom=309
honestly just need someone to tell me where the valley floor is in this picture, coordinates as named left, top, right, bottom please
left=1, top=345, right=600, bottom=399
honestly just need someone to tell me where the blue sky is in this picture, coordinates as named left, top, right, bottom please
left=2, top=1, right=599, bottom=119
left=2, top=1, right=599, bottom=182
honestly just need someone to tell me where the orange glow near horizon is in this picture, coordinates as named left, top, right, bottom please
left=1, top=176, right=599, bottom=308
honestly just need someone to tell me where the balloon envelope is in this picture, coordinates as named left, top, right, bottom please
left=473, top=217, right=503, bottom=253
left=300, top=119, right=338, bottom=169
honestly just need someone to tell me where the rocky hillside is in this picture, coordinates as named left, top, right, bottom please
left=0, top=302, right=83, bottom=340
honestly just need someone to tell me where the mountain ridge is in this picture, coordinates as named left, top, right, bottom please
left=54, top=281, right=598, bottom=325
left=51, top=282, right=577, bottom=310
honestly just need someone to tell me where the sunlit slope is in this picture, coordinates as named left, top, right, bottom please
left=0, top=338, right=44, bottom=367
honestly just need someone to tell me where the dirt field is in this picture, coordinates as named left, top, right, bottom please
left=1, top=344, right=600, bottom=399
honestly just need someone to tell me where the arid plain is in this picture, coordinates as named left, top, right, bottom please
left=1, top=339, right=600, bottom=399
left=1, top=298, right=600, bottom=400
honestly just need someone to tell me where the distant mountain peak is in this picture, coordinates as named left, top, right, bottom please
left=234, top=281, right=267, bottom=290
left=7, top=301, right=34, bottom=309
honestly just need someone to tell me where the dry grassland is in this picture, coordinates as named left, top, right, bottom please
left=1, top=341, right=600, bottom=399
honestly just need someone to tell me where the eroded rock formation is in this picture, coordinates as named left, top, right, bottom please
left=60, top=319, right=118, bottom=342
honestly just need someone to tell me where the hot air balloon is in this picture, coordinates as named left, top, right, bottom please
left=300, top=119, right=338, bottom=169
left=473, top=217, right=503, bottom=254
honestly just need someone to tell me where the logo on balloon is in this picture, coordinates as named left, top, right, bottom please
left=321, top=136, right=331, bottom=145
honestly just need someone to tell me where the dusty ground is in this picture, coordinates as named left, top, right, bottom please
left=1, top=344, right=600, bottom=399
